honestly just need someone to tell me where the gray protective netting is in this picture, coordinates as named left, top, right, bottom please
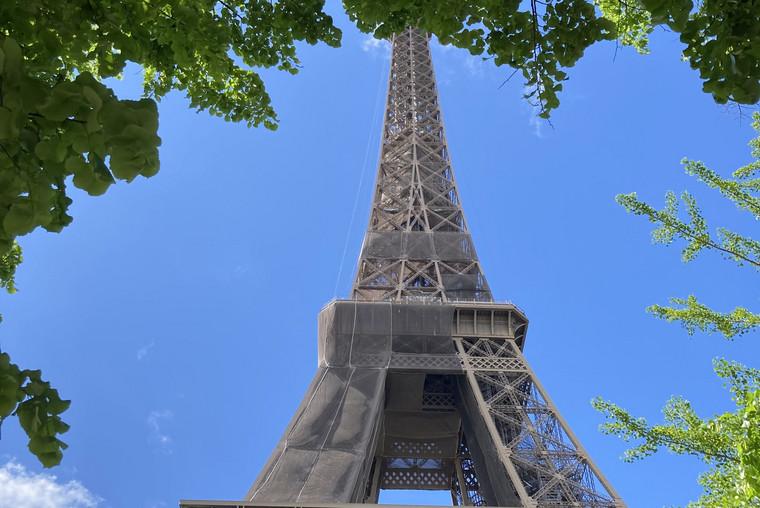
left=365, top=232, right=403, bottom=258
left=318, top=301, right=456, bottom=368
left=363, top=231, right=475, bottom=262
left=249, top=301, right=459, bottom=504
left=406, top=232, right=436, bottom=258
left=441, top=274, right=481, bottom=291
left=246, top=366, right=385, bottom=504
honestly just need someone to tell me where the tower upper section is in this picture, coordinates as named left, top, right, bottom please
left=352, top=28, right=491, bottom=303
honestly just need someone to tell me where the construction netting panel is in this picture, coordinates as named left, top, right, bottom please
left=405, top=232, right=436, bottom=258
left=441, top=274, right=480, bottom=291
left=433, top=232, right=475, bottom=260
left=365, top=231, right=404, bottom=259
left=361, top=231, right=478, bottom=262
left=317, top=301, right=393, bottom=368
left=318, top=301, right=456, bottom=367
left=383, top=411, right=460, bottom=442
left=246, top=365, right=386, bottom=504
left=250, top=301, right=459, bottom=504
left=390, top=303, right=456, bottom=357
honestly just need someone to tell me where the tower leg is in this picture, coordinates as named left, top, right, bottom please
left=455, top=337, right=625, bottom=507
left=246, top=367, right=386, bottom=504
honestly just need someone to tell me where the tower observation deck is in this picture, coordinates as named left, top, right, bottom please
left=181, top=28, right=625, bottom=508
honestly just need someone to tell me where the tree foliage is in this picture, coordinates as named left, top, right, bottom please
left=0, top=242, right=21, bottom=298
left=0, top=352, right=70, bottom=468
left=616, top=113, right=760, bottom=338
left=0, top=0, right=342, bottom=262
left=596, top=0, right=760, bottom=104
left=345, top=0, right=616, bottom=118
left=593, top=360, right=760, bottom=507
left=594, top=115, right=760, bottom=505
left=648, top=296, right=760, bottom=339
left=344, top=0, right=760, bottom=117
left=595, top=0, right=653, bottom=54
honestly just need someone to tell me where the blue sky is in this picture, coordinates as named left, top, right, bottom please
left=1, top=5, right=759, bottom=508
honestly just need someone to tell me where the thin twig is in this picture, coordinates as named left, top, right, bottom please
left=218, top=0, right=245, bottom=22
left=665, top=218, right=760, bottom=268
left=498, top=68, right=519, bottom=89
left=0, top=143, right=22, bottom=172
left=529, top=0, right=548, bottom=117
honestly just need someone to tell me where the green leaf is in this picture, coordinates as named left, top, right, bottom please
left=0, top=107, right=19, bottom=140
left=3, top=201, right=36, bottom=235
left=1, top=38, right=22, bottom=84
left=648, top=296, right=760, bottom=339
left=81, top=86, right=102, bottom=110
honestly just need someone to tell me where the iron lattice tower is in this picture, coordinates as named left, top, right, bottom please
left=181, top=28, right=625, bottom=508
left=352, top=27, right=490, bottom=303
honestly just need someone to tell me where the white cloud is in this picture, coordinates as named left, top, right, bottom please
left=523, top=86, right=548, bottom=138
left=136, top=340, right=155, bottom=360
left=528, top=113, right=546, bottom=138
left=430, top=38, right=490, bottom=79
left=361, top=36, right=391, bottom=58
left=463, top=54, right=486, bottom=77
left=147, top=410, right=173, bottom=453
left=0, top=460, right=101, bottom=508
left=430, top=38, right=455, bottom=54
left=233, top=264, right=249, bottom=277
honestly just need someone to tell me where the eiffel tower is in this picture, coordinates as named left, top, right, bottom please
left=181, top=28, right=625, bottom=508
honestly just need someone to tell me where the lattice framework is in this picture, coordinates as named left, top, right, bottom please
left=455, top=337, right=622, bottom=507
left=352, top=27, right=490, bottom=302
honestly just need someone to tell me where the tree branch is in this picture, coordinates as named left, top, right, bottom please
left=665, top=215, right=760, bottom=268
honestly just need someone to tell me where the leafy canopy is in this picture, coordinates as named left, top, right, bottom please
left=594, top=360, right=760, bottom=507
left=345, top=0, right=760, bottom=117
left=0, top=0, right=342, bottom=262
left=0, top=352, right=70, bottom=468
left=616, top=112, right=760, bottom=339
left=595, top=114, right=760, bottom=506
